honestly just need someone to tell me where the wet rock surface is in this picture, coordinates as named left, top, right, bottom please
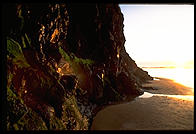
left=5, top=3, right=152, bottom=130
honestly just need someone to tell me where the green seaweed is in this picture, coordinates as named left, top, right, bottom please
left=59, top=47, right=70, bottom=61
left=7, top=72, right=13, bottom=87
left=21, top=33, right=32, bottom=48
left=59, top=46, right=94, bottom=66
left=17, top=7, right=24, bottom=31
left=25, top=33, right=31, bottom=47
left=21, top=36, right=26, bottom=48
left=70, top=53, right=94, bottom=66
left=7, top=37, right=30, bottom=68
left=7, top=37, right=23, bottom=57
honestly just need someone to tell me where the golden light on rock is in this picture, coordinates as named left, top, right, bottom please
left=117, top=46, right=120, bottom=59
left=22, top=79, right=26, bottom=87
left=57, top=68, right=62, bottom=73
left=101, top=73, right=104, bottom=79
left=63, top=63, right=71, bottom=72
left=50, top=28, right=59, bottom=43
left=41, top=25, right=45, bottom=35
left=55, top=63, right=58, bottom=68
left=56, top=60, right=73, bottom=76
left=117, top=53, right=120, bottom=58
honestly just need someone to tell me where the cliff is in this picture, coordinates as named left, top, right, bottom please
left=5, top=3, right=152, bottom=130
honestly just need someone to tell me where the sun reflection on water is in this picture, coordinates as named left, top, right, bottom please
left=139, top=92, right=194, bottom=101
left=154, top=94, right=194, bottom=101
left=142, top=67, right=194, bottom=91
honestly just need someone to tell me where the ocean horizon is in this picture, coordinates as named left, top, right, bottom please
left=141, top=66, right=194, bottom=90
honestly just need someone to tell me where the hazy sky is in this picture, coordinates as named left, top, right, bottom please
left=119, top=4, right=194, bottom=68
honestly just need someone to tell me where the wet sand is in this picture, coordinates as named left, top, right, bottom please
left=91, top=78, right=194, bottom=130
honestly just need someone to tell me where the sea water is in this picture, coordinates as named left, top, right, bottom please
left=139, top=67, right=194, bottom=101
left=142, top=67, right=194, bottom=89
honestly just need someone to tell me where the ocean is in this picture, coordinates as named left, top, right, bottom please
left=142, top=67, right=194, bottom=90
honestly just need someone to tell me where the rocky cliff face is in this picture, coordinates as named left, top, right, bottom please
left=5, top=3, right=152, bottom=130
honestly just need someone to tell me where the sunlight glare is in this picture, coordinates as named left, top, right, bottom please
left=139, top=92, right=194, bottom=101
left=154, top=94, right=194, bottom=101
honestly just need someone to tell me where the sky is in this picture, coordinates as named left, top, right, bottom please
left=119, top=4, right=194, bottom=68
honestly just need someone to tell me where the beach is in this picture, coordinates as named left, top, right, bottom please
left=142, top=77, right=193, bottom=95
left=91, top=78, right=194, bottom=130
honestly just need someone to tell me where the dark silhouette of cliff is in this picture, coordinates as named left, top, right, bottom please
left=5, top=3, right=152, bottom=130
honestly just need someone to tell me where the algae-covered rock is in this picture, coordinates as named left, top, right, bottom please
left=11, top=108, right=48, bottom=130
left=7, top=87, right=47, bottom=130
left=62, top=95, right=89, bottom=130
left=7, top=87, right=27, bottom=126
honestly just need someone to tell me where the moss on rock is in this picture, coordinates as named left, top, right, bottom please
left=11, top=108, right=48, bottom=130
left=7, top=37, right=30, bottom=68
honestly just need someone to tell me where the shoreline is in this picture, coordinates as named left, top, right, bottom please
left=91, top=77, right=194, bottom=130
left=142, top=77, right=193, bottom=95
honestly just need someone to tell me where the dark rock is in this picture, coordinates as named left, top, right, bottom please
left=116, top=72, right=143, bottom=96
left=142, top=87, right=157, bottom=90
left=6, top=3, right=152, bottom=130
left=22, top=48, right=41, bottom=68
left=60, top=75, right=77, bottom=91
